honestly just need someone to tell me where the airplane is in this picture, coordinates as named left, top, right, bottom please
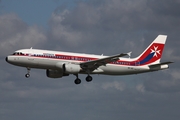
left=6, top=35, right=173, bottom=84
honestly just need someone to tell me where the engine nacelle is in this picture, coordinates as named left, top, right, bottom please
left=46, top=69, right=69, bottom=78
left=64, top=63, right=81, bottom=74
left=55, top=62, right=81, bottom=74
left=55, top=62, right=64, bottom=69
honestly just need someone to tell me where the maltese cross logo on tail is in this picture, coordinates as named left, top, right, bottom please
left=151, top=46, right=161, bottom=57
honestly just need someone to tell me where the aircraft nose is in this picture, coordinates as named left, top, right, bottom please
left=5, top=57, right=8, bottom=62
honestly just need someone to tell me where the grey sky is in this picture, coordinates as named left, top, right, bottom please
left=0, top=0, right=180, bottom=120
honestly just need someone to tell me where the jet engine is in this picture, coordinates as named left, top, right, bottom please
left=46, top=69, right=69, bottom=78
left=64, top=63, right=81, bottom=74
left=55, top=62, right=82, bottom=74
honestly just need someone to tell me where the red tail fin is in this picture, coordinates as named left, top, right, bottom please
left=136, top=35, right=167, bottom=65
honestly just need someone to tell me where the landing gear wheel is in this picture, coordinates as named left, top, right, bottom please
left=86, top=75, right=93, bottom=82
left=25, top=67, right=31, bottom=78
left=25, top=74, right=30, bottom=78
left=74, top=78, right=81, bottom=84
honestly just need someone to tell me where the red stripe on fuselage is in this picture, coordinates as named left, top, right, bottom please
left=11, top=54, right=140, bottom=66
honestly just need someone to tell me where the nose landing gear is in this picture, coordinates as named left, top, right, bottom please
left=25, top=68, right=31, bottom=78
left=25, top=74, right=30, bottom=78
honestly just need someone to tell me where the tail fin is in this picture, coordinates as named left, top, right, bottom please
left=136, top=35, right=167, bottom=65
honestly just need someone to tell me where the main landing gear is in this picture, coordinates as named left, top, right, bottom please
left=25, top=67, right=31, bottom=78
left=24, top=67, right=92, bottom=84
left=74, top=74, right=93, bottom=85
left=86, top=75, right=93, bottom=82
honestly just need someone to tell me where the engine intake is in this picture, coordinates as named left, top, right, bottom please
left=46, top=69, right=69, bottom=78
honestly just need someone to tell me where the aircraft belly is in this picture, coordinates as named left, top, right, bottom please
left=99, top=65, right=128, bottom=75
left=32, top=58, right=70, bottom=69
left=99, top=64, right=150, bottom=75
left=32, top=58, right=57, bottom=69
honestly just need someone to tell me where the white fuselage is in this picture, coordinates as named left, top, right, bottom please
left=5, top=35, right=171, bottom=84
left=6, top=49, right=163, bottom=76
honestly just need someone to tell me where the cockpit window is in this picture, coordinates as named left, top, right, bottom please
left=12, top=52, right=24, bottom=55
left=20, top=52, right=24, bottom=55
left=12, top=52, right=17, bottom=55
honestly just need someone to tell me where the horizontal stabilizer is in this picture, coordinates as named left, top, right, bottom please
left=149, top=61, right=173, bottom=71
left=149, top=61, right=173, bottom=68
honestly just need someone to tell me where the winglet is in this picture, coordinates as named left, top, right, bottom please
left=127, top=52, right=132, bottom=58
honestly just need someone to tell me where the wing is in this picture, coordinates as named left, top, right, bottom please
left=80, top=53, right=128, bottom=72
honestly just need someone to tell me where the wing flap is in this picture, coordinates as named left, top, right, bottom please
left=80, top=53, right=128, bottom=71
